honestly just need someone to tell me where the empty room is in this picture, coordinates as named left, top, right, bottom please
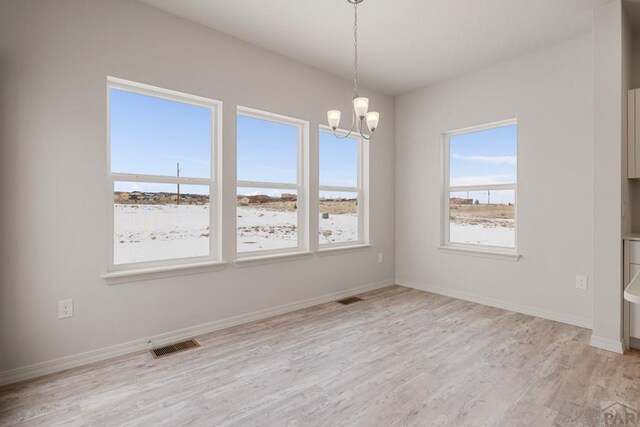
left=2, top=0, right=640, bottom=425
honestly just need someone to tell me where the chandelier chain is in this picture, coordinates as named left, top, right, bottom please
left=353, top=0, right=358, bottom=99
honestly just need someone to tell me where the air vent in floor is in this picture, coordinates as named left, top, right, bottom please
left=151, top=339, right=200, bottom=358
left=337, top=296, right=363, bottom=305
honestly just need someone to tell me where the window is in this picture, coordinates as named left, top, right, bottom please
left=318, top=128, right=367, bottom=247
left=443, top=120, right=517, bottom=252
left=107, top=77, right=221, bottom=271
left=236, top=107, right=308, bottom=256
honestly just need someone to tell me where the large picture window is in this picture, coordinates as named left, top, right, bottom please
left=318, top=128, right=366, bottom=247
left=107, top=77, right=221, bottom=271
left=443, top=120, right=517, bottom=252
left=236, top=107, right=308, bottom=256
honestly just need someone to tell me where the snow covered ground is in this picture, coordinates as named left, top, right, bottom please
left=237, top=206, right=298, bottom=252
left=319, top=213, right=358, bottom=245
left=236, top=207, right=358, bottom=251
left=449, top=222, right=515, bottom=248
left=114, top=204, right=210, bottom=265
left=113, top=204, right=359, bottom=264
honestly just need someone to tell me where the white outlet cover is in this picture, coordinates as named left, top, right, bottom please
left=58, top=299, right=73, bottom=319
left=576, top=276, right=588, bottom=290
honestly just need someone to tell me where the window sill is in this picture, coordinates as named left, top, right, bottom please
left=234, top=251, right=313, bottom=268
left=317, top=244, right=372, bottom=256
left=437, top=245, right=521, bottom=261
left=102, top=260, right=227, bottom=283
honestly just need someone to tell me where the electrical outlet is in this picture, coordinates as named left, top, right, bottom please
left=576, top=276, right=588, bottom=290
left=58, top=299, right=73, bottom=319
left=378, top=253, right=383, bottom=263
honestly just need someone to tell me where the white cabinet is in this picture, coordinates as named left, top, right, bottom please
left=624, top=239, right=640, bottom=345
left=628, top=89, right=640, bottom=179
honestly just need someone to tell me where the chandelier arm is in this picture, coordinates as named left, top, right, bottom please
left=332, top=109, right=358, bottom=139
left=332, top=128, right=356, bottom=139
left=333, top=114, right=374, bottom=141
left=358, top=117, right=372, bottom=140
left=359, top=132, right=372, bottom=141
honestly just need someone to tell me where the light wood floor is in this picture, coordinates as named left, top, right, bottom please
left=1, top=285, right=640, bottom=426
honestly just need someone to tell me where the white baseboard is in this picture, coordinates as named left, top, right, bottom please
left=589, top=335, right=625, bottom=354
left=396, top=279, right=593, bottom=330
left=0, top=279, right=394, bottom=387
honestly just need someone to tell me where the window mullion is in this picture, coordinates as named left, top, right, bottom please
left=319, top=185, right=358, bottom=192
left=237, top=180, right=297, bottom=190
left=111, top=173, right=211, bottom=186
left=449, top=184, right=516, bottom=193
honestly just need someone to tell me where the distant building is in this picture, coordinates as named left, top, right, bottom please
left=450, top=197, right=473, bottom=205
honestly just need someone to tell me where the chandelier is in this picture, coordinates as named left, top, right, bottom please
left=327, top=0, right=379, bottom=140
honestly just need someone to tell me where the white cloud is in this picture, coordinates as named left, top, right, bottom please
left=450, top=175, right=515, bottom=186
left=451, top=153, right=516, bottom=166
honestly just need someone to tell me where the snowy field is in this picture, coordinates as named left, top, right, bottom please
left=236, top=206, right=298, bottom=252
left=114, top=204, right=358, bottom=264
left=318, top=213, right=358, bottom=245
left=236, top=206, right=358, bottom=251
left=449, top=222, right=515, bottom=248
left=114, top=204, right=210, bottom=265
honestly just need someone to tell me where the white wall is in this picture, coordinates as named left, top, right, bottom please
left=395, top=35, right=595, bottom=327
left=592, top=1, right=624, bottom=352
left=0, top=0, right=395, bottom=378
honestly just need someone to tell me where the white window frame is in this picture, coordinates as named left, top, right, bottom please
left=318, top=125, right=368, bottom=248
left=236, top=106, right=309, bottom=258
left=106, top=77, right=222, bottom=273
left=442, top=119, right=518, bottom=255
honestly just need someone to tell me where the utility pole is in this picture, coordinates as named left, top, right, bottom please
left=177, top=162, right=180, bottom=205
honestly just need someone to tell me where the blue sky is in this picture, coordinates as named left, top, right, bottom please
left=449, top=124, right=517, bottom=205
left=110, top=89, right=211, bottom=178
left=237, top=114, right=298, bottom=184
left=450, top=124, right=517, bottom=187
left=111, top=89, right=359, bottom=198
left=319, top=131, right=358, bottom=188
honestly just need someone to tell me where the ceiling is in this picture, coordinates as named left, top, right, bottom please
left=138, top=0, right=609, bottom=96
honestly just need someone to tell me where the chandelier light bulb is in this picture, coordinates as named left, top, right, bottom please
left=327, top=110, right=341, bottom=130
left=353, top=97, right=369, bottom=119
left=366, top=111, right=379, bottom=132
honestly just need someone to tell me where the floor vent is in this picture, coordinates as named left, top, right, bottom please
left=337, top=296, right=363, bottom=305
left=151, top=339, right=200, bottom=358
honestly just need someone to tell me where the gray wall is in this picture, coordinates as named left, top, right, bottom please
left=592, top=0, right=624, bottom=351
left=0, top=0, right=396, bottom=374
left=395, top=35, right=595, bottom=328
